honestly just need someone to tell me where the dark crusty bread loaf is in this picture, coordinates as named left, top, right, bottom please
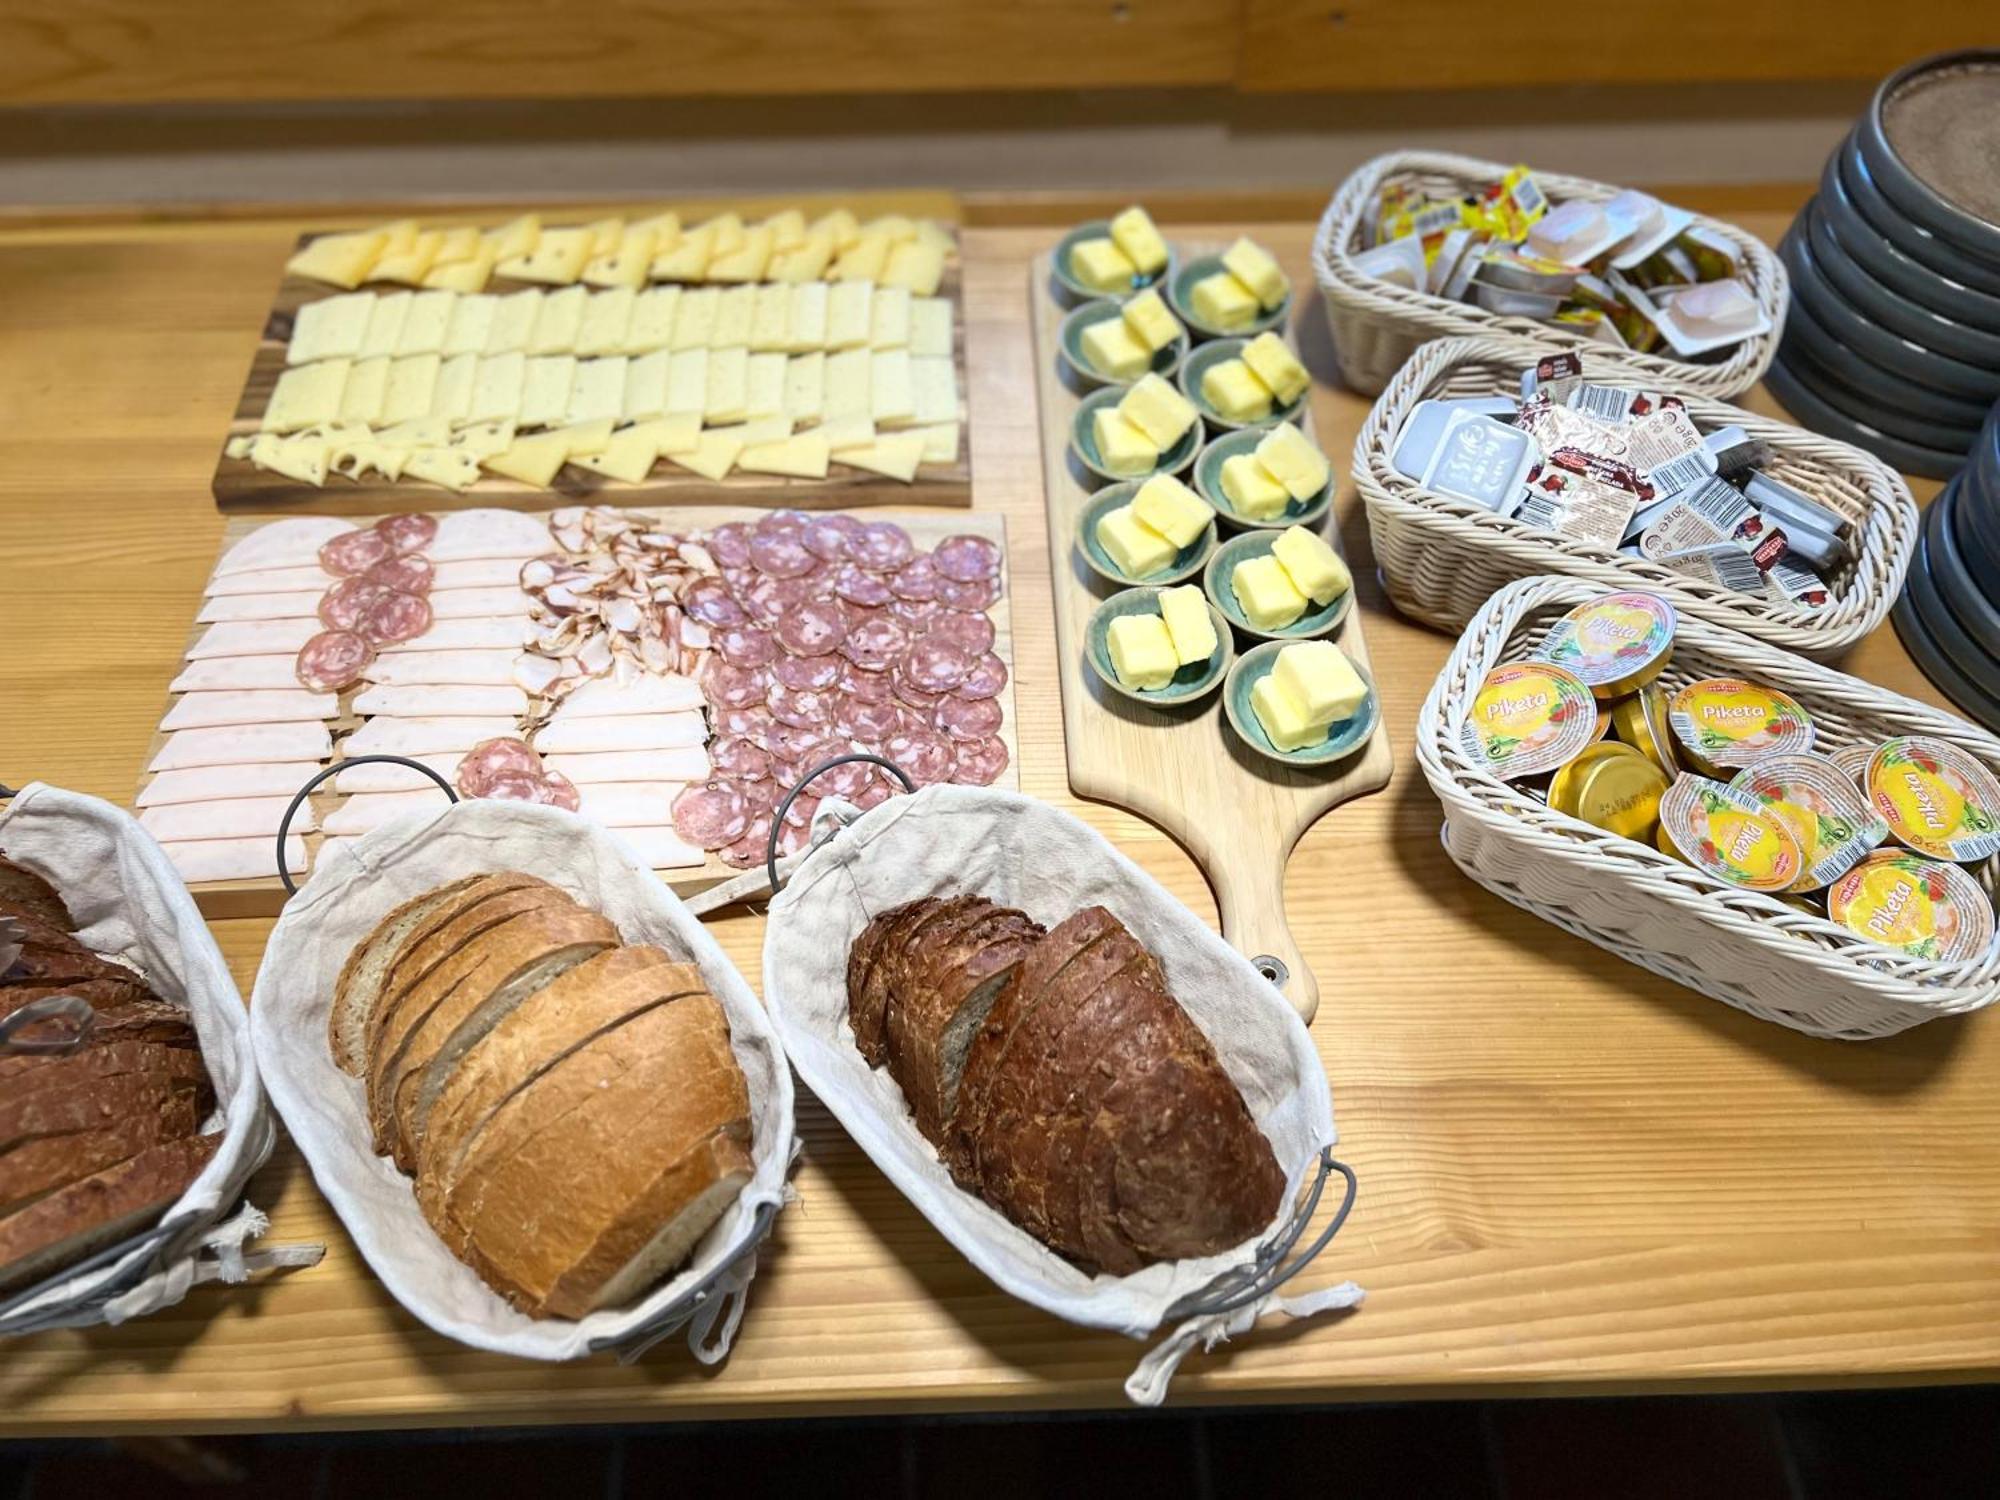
left=845, top=896, right=940, bottom=1065
left=0, top=854, right=73, bottom=932
left=0, top=1134, right=218, bottom=1293
left=0, top=975, right=164, bottom=1028
left=1, top=911, right=142, bottom=990
left=1, top=1069, right=212, bottom=1149
left=0, top=1039, right=206, bottom=1092
left=329, top=874, right=486, bottom=1075
left=0, top=1090, right=207, bottom=1215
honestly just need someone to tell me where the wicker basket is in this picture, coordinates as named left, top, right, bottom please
left=1312, top=150, right=1788, bottom=398
left=1353, top=335, right=1919, bottom=659
left=1419, top=574, right=2000, bottom=1040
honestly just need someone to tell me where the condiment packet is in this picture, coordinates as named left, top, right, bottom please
left=1474, top=282, right=1565, bottom=318
left=1565, top=383, right=1686, bottom=426
left=1531, top=590, right=1676, bottom=698
left=1420, top=411, right=1542, bottom=511
left=1352, top=233, right=1428, bottom=292
left=1552, top=307, right=1629, bottom=346
left=1732, top=753, right=1889, bottom=890
left=1639, top=477, right=1758, bottom=558
left=1677, top=224, right=1742, bottom=281
left=1866, top=737, right=2000, bottom=864
left=1514, top=463, right=1639, bottom=547
left=1459, top=660, right=1598, bottom=780
left=1668, top=677, right=1815, bottom=773
left=1626, top=245, right=1702, bottom=289
left=1703, top=426, right=1772, bottom=478
left=1656, top=543, right=1767, bottom=595
left=1525, top=197, right=1638, bottom=268
left=1519, top=400, right=1629, bottom=461
left=1622, top=407, right=1705, bottom=476
left=1826, top=851, right=1996, bottom=960
left=1520, top=352, right=1587, bottom=402
left=1548, top=445, right=1652, bottom=501
left=1656, top=775, right=1805, bottom=892
left=1389, top=396, right=1527, bottom=482
left=1605, top=190, right=1696, bottom=270
left=1745, top=471, right=1852, bottom=540
left=1428, top=228, right=1476, bottom=294
left=1477, top=246, right=1581, bottom=295
left=1464, top=165, right=1549, bottom=242
left=1645, top=280, right=1774, bottom=357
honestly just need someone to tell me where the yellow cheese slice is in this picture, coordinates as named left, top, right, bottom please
left=286, top=231, right=387, bottom=290
left=566, top=357, right=629, bottom=426
left=632, top=411, right=701, bottom=456
left=817, top=417, right=877, bottom=452
left=483, top=289, right=542, bottom=353
left=555, top=419, right=616, bottom=459
left=448, top=419, right=516, bottom=459
left=289, top=291, right=374, bottom=365
left=394, top=290, right=455, bottom=356
left=738, top=433, right=830, bottom=479
left=432, top=226, right=482, bottom=266
left=528, top=284, right=588, bottom=355
left=768, top=230, right=834, bottom=283
left=882, top=240, right=945, bottom=297
left=865, top=215, right=919, bottom=245
left=763, top=208, right=808, bottom=251
left=488, top=214, right=541, bottom=263
left=623, top=349, right=671, bottom=422
left=263, top=359, right=352, bottom=433
left=376, top=415, right=454, bottom=450
left=337, top=356, right=390, bottom=426
left=403, top=446, right=483, bottom=491
left=670, top=428, right=747, bottom=482
left=839, top=434, right=927, bottom=483
left=357, top=292, right=413, bottom=360
left=651, top=223, right=713, bottom=282
left=834, top=231, right=892, bottom=282
left=905, top=420, right=960, bottom=465
left=257, top=432, right=334, bottom=486
left=573, top=425, right=660, bottom=484
left=582, top=226, right=654, bottom=289
left=483, top=430, right=571, bottom=487
left=709, top=225, right=774, bottom=283
left=372, top=229, right=445, bottom=286
left=811, top=208, right=861, bottom=252
left=498, top=227, right=592, bottom=285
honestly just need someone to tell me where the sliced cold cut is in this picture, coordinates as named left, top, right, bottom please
left=343, top=716, right=521, bottom=756
left=433, top=557, right=533, bottom=591
left=551, top=674, right=704, bottom=718
left=425, top=509, right=554, bottom=562
left=170, top=655, right=307, bottom=693
left=352, top=684, right=528, bottom=719
left=204, top=564, right=332, bottom=598
left=187, top=619, right=321, bottom=660
left=148, top=722, right=332, bottom=772
left=362, top=650, right=521, bottom=687
left=322, top=792, right=453, bottom=836
left=374, top=512, right=438, bottom=556
left=332, top=754, right=462, bottom=794
left=196, top=591, right=326, bottom=624
left=295, top=629, right=375, bottom=692
left=159, top=836, right=307, bottom=881
left=379, top=617, right=524, bottom=653
left=544, top=748, right=711, bottom=785
left=319, top=528, right=393, bottom=577
left=574, top=783, right=686, bottom=828
left=139, top=761, right=326, bottom=807
left=212, top=518, right=356, bottom=577
left=613, top=825, right=708, bottom=870
left=160, top=689, right=336, bottom=731
left=428, top=587, right=534, bottom=621
left=138, top=796, right=315, bottom=842
left=533, top=713, right=707, bottom=755
left=359, top=590, right=433, bottom=645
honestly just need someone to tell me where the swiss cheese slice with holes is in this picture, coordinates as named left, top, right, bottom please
left=497, top=226, right=591, bottom=284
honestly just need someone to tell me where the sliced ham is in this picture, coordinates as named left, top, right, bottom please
left=139, top=761, right=325, bottom=807
left=550, top=674, right=704, bottom=718
left=149, top=723, right=332, bottom=772
left=187, top=619, right=319, bottom=661
left=378, top=617, right=524, bottom=653
left=321, top=791, right=451, bottom=836
left=196, top=591, right=326, bottom=624
left=428, top=587, right=534, bottom=621
left=351, top=684, right=528, bottom=719
left=425, top=509, right=552, bottom=562
left=161, top=836, right=307, bottom=882
left=612, top=825, right=708, bottom=870
left=343, top=716, right=519, bottom=756
left=205, top=564, right=333, bottom=598
left=161, top=689, right=336, bottom=731
left=543, top=748, right=711, bottom=784
left=362, top=650, right=520, bottom=687
left=534, top=713, right=707, bottom=755
left=170, top=656, right=307, bottom=693
left=432, top=558, right=533, bottom=591
left=139, top=796, right=315, bottom=841
left=213, top=518, right=355, bottom=577
left=575, top=782, right=689, bottom=828
left=332, top=755, right=461, bottom=794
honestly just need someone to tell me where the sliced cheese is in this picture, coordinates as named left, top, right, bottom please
left=839, top=433, right=927, bottom=482
left=357, top=291, right=412, bottom=360
left=371, top=228, right=445, bottom=285
left=337, top=356, right=390, bottom=426
left=380, top=354, right=442, bottom=426
left=882, top=239, right=945, bottom=296
left=749, top=283, right=792, bottom=351
left=483, top=289, right=542, bottom=354
left=817, top=416, right=876, bottom=452
left=768, top=230, right=833, bottom=283
left=783, top=352, right=826, bottom=426
left=431, top=225, right=482, bottom=266
left=744, top=351, right=788, bottom=420
left=448, top=419, right=516, bottom=459
left=671, top=428, right=746, bottom=482
left=403, top=445, right=483, bottom=492
left=376, top=415, right=454, bottom=450
left=573, top=424, right=659, bottom=484
left=626, top=286, right=681, bottom=354
left=527, top=284, right=588, bottom=355
left=469, top=352, right=527, bottom=425
left=708, top=224, right=774, bottom=282
left=834, top=231, right=891, bottom=282
left=910, top=354, right=959, bottom=426
left=786, top=280, right=829, bottom=352
left=665, top=348, right=709, bottom=416
left=763, top=208, right=808, bottom=250
left=704, top=345, right=749, bottom=424
left=826, top=280, right=873, bottom=350
left=736, top=433, right=831, bottom=479
left=497, top=226, right=591, bottom=284
left=671, top=287, right=719, bottom=350
left=520, top=355, right=578, bottom=428
left=575, top=287, right=637, bottom=356
left=811, top=208, right=861, bottom=252
left=262, top=359, right=351, bottom=433
left=442, top=293, right=497, bottom=357
left=289, top=291, right=373, bottom=365
left=430, top=351, right=479, bottom=425
left=906, top=420, right=960, bottom=465
left=489, top=213, right=541, bottom=261
left=285, top=230, right=386, bottom=290
left=869, top=286, right=911, bottom=350
left=823, top=346, right=871, bottom=423
left=870, top=349, right=914, bottom=427
left=909, top=297, right=953, bottom=358
left=651, top=222, right=713, bottom=281
left=622, top=348, right=671, bottom=422
left=582, top=225, right=655, bottom=289
left=483, top=430, right=571, bottom=487
left=555, top=418, right=616, bottom=458
left=566, top=356, right=629, bottom=426
left=711, top=284, right=756, bottom=348
left=420, top=241, right=497, bottom=294
left=394, top=289, right=455, bottom=355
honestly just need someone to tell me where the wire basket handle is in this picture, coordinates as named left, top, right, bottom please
left=765, top=754, right=914, bottom=893
left=276, top=755, right=458, bottom=894
left=1164, top=1150, right=1358, bottom=1321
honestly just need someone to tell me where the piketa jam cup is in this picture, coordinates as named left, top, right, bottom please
left=1865, top=736, right=2000, bottom=864
left=1827, top=850, right=1997, bottom=962
left=1531, top=591, right=1677, bottom=700
left=1667, top=677, right=1815, bottom=775
left=1459, top=660, right=1599, bottom=781
left=1656, top=774, right=1805, bottom=892
left=1731, top=753, right=1890, bottom=891
left=1548, top=741, right=1669, bottom=843
left=1609, top=683, right=1682, bottom=777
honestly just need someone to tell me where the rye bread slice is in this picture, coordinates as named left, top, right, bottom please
left=0, top=1133, right=218, bottom=1294
left=1, top=919, right=139, bottom=991
left=0, top=854, right=72, bottom=932
left=0, top=1092, right=206, bottom=1215
left=873, top=896, right=998, bottom=1077
left=417, top=948, right=704, bottom=1190
left=1, top=976, right=165, bottom=1027
left=56, top=1001, right=198, bottom=1051
left=0, top=1038, right=207, bottom=1091
left=847, top=896, right=942, bottom=1065
left=329, top=873, right=487, bottom=1075
left=0, top=1070, right=212, bottom=1151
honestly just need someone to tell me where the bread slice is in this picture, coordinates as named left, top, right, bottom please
left=0, top=854, right=73, bottom=931
left=868, top=895, right=995, bottom=1077
left=329, top=873, right=486, bottom=1075
left=0, top=1038, right=206, bottom=1091
left=54, top=1001, right=198, bottom=1051
left=0, top=1133, right=218, bottom=1294
left=0, top=1091, right=206, bottom=1215
left=1, top=914, right=140, bottom=991
left=416, top=947, right=704, bottom=1190
left=0, top=1069, right=212, bottom=1151
left=845, top=896, right=939, bottom=1065
left=1, top=976, right=165, bottom=1028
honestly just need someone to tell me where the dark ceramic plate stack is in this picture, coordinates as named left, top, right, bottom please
left=1892, top=399, right=2000, bottom=733
left=1769, top=50, right=2000, bottom=481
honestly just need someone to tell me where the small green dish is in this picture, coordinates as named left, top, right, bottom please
left=1202, top=528, right=1351, bottom=640
left=1223, top=641, right=1379, bottom=769
left=1167, top=253, right=1291, bottom=341
left=1076, top=482, right=1216, bottom=588
left=1057, top=297, right=1190, bottom=390
left=1069, top=386, right=1201, bottom=486
left=1051, top=220, right=1176, bottom=306
left=1193, top=427, right=1335, bottom=532
left=1177, top=336, right=1306, bottom=433
left=1083, top=587, right=1234, bottom=707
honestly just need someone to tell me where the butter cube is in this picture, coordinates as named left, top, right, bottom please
left=1106, top=613, right=1178, bottom=691
left=1230, top=555, right=1308, bottom=631
left=1069, top=237, right=1138, bottom=295
left=1118, top=372, right=1198, bottom=449
left=1095, top=503, right=1176, bottom=577
left=1109, top=206, right=1170, bottom=276
left=1251, top=674, right=1327, bottom=752
left=1242, top=331, right=1310, bottom=404
left=1158, top=585, right=1217, bottom=667
left=1222, top=237, right=1290, bottom=311
left=1270, top=525, right=1352, bottom=606
left=1132, top=474, right=1213, bottom=548
left=1255, top=421, right=1330, bottom=501
left=1079, top=318, right=1151, bottom=382
left=1092, top=409, right=1159, bottom=477
left=1121, top=288, right=1181, bottom=353
left=1190, top=271, right=1258, bottom=331
left=1272, top=639, right=1366, bottom=726
left=1219, top=455, right=1292, bottom=520
left=1201, top=358, right=1274, bottom=424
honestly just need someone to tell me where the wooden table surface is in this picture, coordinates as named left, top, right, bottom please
left=1, top=193, right=1992, bottom=1438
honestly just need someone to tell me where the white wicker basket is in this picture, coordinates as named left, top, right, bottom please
left=1353, top=335, right=1919, bottom=659
left=1313, top=150, right=1787, bottom=398
left=1419, top=575, right=2000, bottom=1040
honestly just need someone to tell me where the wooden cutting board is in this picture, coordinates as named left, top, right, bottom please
left=1028, top=244, right=1393, bottom=1023
left=141, top=505, right=1019, bottom=918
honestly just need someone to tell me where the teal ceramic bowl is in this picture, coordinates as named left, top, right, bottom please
left=1051, top=220, right=1176, bottom=306
left=1223, top=641, right=1379, bottom=769
left=1193, top=427, right=1335, bottom=532
left=1058, top=297, right=1189, bottom=390
left=1083, top=587, right=1234, bottom=706
left=1076, top=482, right=1216, bottom=588
left=1069, top=386, right=1201, bottom=486
left=1167, top=253, right=1291, bottom=340
left=1202, top=528, right=1352, bottom=641
left=1177, top=336, right=1306, bottom=433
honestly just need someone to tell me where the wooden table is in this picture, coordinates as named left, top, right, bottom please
left=2, top=192, right=1994, bottom=1438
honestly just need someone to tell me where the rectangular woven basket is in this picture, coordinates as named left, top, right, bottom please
left=1312, top=149, right=1787, bottom=399
left=1419, top=574, right=2000, bottom=1040
left=1352, top=335, right=1920, bottom=659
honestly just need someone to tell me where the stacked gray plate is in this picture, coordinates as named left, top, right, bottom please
left=1892, top=398, right=2000, bottom=733
left=1771, top=50, right=2000, bottom=480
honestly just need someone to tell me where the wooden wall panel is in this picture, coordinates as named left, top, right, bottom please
left=1239, top=1, right=1994, bottom=92
left=0, top=0, right=1237, bottom=107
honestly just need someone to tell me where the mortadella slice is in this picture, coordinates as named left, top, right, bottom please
left=139, top=761, right=325, bottom=807
left=170, top=655, right=310, bottom=693
left=187, top=619, right=320, bottom=660
left=331, top=754, right=462, bottom=794
left=378, top=617, right=524, bottom=653
left=542, top=747, right=711, bottom=784
left=610, top=825, right=708, bottom=870
left=149, top=723, right=332, bottom=771
left=362, top=650, right=520, bottom=687
left=212, top=518, right=355, bottom=577
left=320, top=791, right=451, bottom=837
left=425, top=509, right=553, bottom=562
left=351, top=684, right=528, bottom=719
left=160, top=835, right=307, bottom=882
left=432, top=558, right=534, bottom=591
left=575, top=783, right=689, bottom=827
left=342, top=716, right=519, bottom=756
left=204, top=564, right=333, bottom=598
left=139, top=796, right=315, bottom=841
left=427, top=587, right=535, bottom=621
left=161, top=689, right=336, bottom=731
left=196, top=591, right=327, bottom=624
left=533, top=713, right=707, bottom=754
left=549, top=674, right=704, bottom=718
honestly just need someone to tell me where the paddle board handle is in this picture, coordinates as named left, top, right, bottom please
left=1215, top=856, right=1319, bottom=1023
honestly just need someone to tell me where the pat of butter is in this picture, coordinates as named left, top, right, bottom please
left=1080, top=318, right=1151, bottom=381
left=1121, top=287, right=1181, bottom=354
left=1221, top=237, right=1289, bottom=311
left=1092, top=409, right=1159, bottom=476
left=1131, top=474, right=1212, bottom=548
left=1069, top=237, right=1138, bottom=294
left=1109, top=206, right=1170, bottom=276
left=1272, top=639, right=1365, bottom=726
left=1241, top=331, right=1309, bottom=405
left=1106, top=613, right=1178, bottom=691
left=1190, top=271, right=1258, bottom=331
left=1158, top=585, right=1217, bottom=667
left=1270, top=524, right=1351, bottom=606
left=1254, top=421, right=1329, bottom=501
left=1118, top=372, right=1198, bottom=449
left=1219, top=454, right=1292, bottom=520
left=1251, top=674, right=1326, bottom=752
left=1201, top=358, right=1273, bottom=423
left=1230, top=554, right=1307, bottom=631
left=1095, top=503, right=1176, bottom=578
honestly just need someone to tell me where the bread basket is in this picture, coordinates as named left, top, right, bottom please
left=1418, top=575, right=2000, bottom=1040
left=1312, top=149, right=1787, bottom=398
left=249, top=781, right=796, bottom=1362
left=744, top=760, right=1362, bottom=1406
left=1353, top=336, right=1920, bottom=658
left=0, top=782, right=305, bottom=1338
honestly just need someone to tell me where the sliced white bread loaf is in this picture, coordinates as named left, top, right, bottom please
left=328, top=873, right=485, bottom=1075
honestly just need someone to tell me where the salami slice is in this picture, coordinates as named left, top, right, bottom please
left=888, top=596, right=941, bottom=627
left=815, top=758, right=878, bottom=802
left=684, top=578, right=747, bottom=628
left=928, top=609, right=995, bottom=657
left=884, top=728, right=955, bottom=786
left=889, top=556, right=941, bottom=602
left=710, top=736, right=774, bottom=780
left=835, top=694, right=901, bottom=742
left=366, top=553, right=435, bottom=594
left=853, top=521, right=915, bottom=572
left=714, top=704, right=776, bottom=746
left=672, top=781, right=750, bottom=850
left=839, top=661, right=893, bottom=702
left=707, top=522, right=753, bottom=569
left=482, top=769, right=580, bottom=812
left=294, top=629, right=374, bottom=693
left=716, top=623, right=778, bottom=668
left=748, top=529, right=816, bottom=579
left=957, top=651, right=1009, bottom=700
left=319, top=576, right=389, bottom=632
left=718, top=832, right=767, bottom=869
left=319, top=528, right=392, bottom=577
left=374, top=513, right=438, bottom=556
left=951, top=735, right=1010, bottom=786
left=932, top=534, right=1001, bottom=583
left=893, top=674, right=945, bottom=712
left=359, top=589, right=433, bottom=646
left=937, top=694, right=1004, bottom=742
left=900, top=638, right=972, bottom=693
left=936, top=574, right=1000, bottom=612
left=766, top=680, right=835, bottom=730
left=766, top=723, right=834, bottom=764
left=774, top=597, right=849, bottom=657
left=736, top=777, right=781, bottom=817
left=831, top=562, right=896, bottom=607
left=457, top=736, right=544, bottom=797
left=802, top=517, right=853, bottom=562
left=839, top=613, right=909, bottom=670
left=772, top=652, right=842, bottom=691
left=754, top=507, right=810, bottom=538
left=700, top=660, right=768, bottom=710
left=853, top=779, right=895, bottom=811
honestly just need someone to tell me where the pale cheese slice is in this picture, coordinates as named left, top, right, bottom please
left=497, top=226, right=591, bottom=284
left=744, top=352, right=788, bottom=420
left=286, top=230, right=386, bottom=290
left=575, top=287, right=636, bottom=356
left=768, top=230, right=833, bottom=283
left=708, top=225, right=773, bottom=282
left=670, top=428, right=747, bottom=482
left=584, top=217, right=625, bottom=256
left=332, top=438, right=407, bottom=481
left=371, top=229, right=445, bottom=286
left=704, top=346, right=750, bottom=424
left=442, top=294, right=497, bottom=357
left=432, top=225, right=482, bottom=266
left=749, top=283, right=792, bottom=351
left=573, top=424, right=659, bottom=484
left=866, top=214, right=919, bottom=245
left=707, top=416, right=791, bottom=448
left=817, top=417, right=876, bottom=452
left=582, top=226, right=655, bottom=289
left=826, top=280, right=873, bottom=350
left=839, top=433, right=927, bottom=482
left=555, top=418, right=616, bottom=458
left=403, top=446, right=483, bottom=492
left=430, top=352, right=479, bottom=425
left=489, top=214, right=541, bottom=262
left=870, top=286, right=912, bottom=350
left=823, top=347, right=872, bottom=423
left=910, top=354, right=959, bottom=426
left=671, top=287, right=719, bottom=350
left=528, top=284, right=588, bottom=355
left=623, top=349, right=671, bottom=422
left=223, top=435, right=254, bottom=461
left=763, top=208, right=808, bottom=250
left=483, top=429, right=571, bottom=487
left=469, top=352, right=527, bottom=425
left=641, top=410, right=701, bottom=455
left=289, top=291, right=373, bottom=365
left=834, top=231, right=891, bottom=282
left=783, top=352, right=825, bottom=426
left=520, top=355, right=578, bottom=428
left=381, top=354, right=442, bottom=426
left=665, top=349, right=709, bottom=416
left=357, top=292, right=412, bottom=360
left=376, top=415, right=454, bottom=450
left=883, top=240, right=946, bottom=297
left=786, top=281, right=829, bottom=352
left=626, top=286, right=681, bottom=354
left=909, top=297, right=953, bottom=358
left=810, top=208, right=860, bottom=252
left=337, top=356, right=390, bottom=426
left=394, top=290, right=455, bottom=356
left=262, top=359, right=351, bottom=433
left=566, top=356, right=629, bottom=426
left=253, top=432, right=333, bottom=485
left=870, top=349, right=915, bottom=427
left=905, top=420, right=960, bottom=465
left=483, top=289, right=542, bottom=354
left=711, top=285, right=756, bottom=348
left=420, top=241, right=497, bottom=294
left=449, top=419, right=517, bottom=459
left=371, top=220, right=420, bottom=257
left=651, top=222, right=713, bottom=281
